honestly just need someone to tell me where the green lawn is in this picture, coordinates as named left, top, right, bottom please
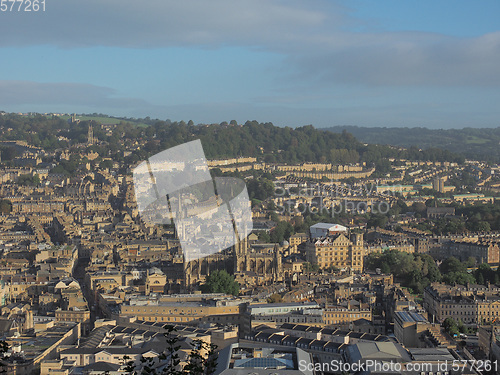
left=60, top=115, right=121, bottom=124
left=464, top=136, right=489, bottom=144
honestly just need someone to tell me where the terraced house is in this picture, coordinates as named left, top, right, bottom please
left=424, top=282, right=500, bottom=325
left=323, top=302, right=372, bottom=328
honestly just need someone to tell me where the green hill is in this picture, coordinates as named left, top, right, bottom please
left=322, top=126, right=500, bottom=162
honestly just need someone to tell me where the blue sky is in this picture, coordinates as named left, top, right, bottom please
left=1, top=0, right=499, bottom=128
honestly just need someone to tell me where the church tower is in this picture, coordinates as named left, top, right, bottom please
left=87, top=124, right=94, bottom=145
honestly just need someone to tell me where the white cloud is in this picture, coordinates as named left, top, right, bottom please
left=1, top=0, right=499, bottom=92
left=0, top=0, right=330, bottom=48
left=287, top=31, right=500, bottom=87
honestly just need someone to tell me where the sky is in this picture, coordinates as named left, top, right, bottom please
left=1, top=0, right=499, bottom=129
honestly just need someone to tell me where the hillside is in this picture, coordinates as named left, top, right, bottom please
left=0, top=114, right=466, bottom=169
left=323, top=126, right=500, bottom=162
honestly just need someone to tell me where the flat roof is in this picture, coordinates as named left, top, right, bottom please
left=249, top=302, right=318, bottom=309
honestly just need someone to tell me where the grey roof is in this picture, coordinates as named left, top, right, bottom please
left=83, top=362, right=121, bottom=371
left=294, top=325, right=309, bottom=331
left=255, top=332, right=274, bottom=341
left=333, top=329, right=349, bottom=336
left=0, top=320, right=13, bottom=333
left=361, top=333, right=379, bottom=341
left=374, top=335, right=393, bottom=342
left=296, top=337, right=314, bottom=346
left=395, top=311, right=428, bottom=323
left=97, top=347, right=160, bottom=355
left=408, top=348, right=455, bottom=362
left=353, top=318, right=372, bottom=326
left=348, top=332, right=364, bottom=339
left=309, top=340, right=328, bottom=349
left=62, top=347, right=159, bottom=355
left=324, top=342, right=343, bottom=352
left=320, top=328, right=336, bottom=335
left=269, top=334, right=287, bottom=343
left=249, top=302, right=318, bottom=309
left=283, top=336, right=300, bottom=344
left=345, top=342, right=411, bottom=363
left=306, top=326, right=322, bottom=333
left=62, top=348, right=100, bottom=355
left=111, top=326, right=127, bottom=333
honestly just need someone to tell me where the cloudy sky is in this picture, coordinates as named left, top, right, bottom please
left=1, top=0, right=499, bottom=128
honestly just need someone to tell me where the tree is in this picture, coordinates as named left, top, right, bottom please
left=122, top=325, right=217, bottom=375
left=477, top=272, right=485, bottom=285
left=374, top=158, right=392, bottom=175
left=366, top=214, right=388, bottom=229
left=257, top=231, right=271, bottom=243
left=476, top=221, right=491, bottom=232
left=440, top=257, right=466, bottom=275
left=442, top=271, right=475, bottom=286
left=443, top=317, right=459, bottom=337
left=201, top=270, right=239, bottom=295
left=0, top=199, right=12, bottom=214
left=364, top=251, right=442, bottom=293
left=0, top=146, right=17, bottom=161
left=303, top=262, right=319, bottom=273
left=474, top=263, right=496, bottom=285
left=247, top=178, right=275, bottom=201
left=465, top=257, right=477, bottom=268
left=267, top=201, right=277, bottom=211
left=17, top=174, right=39, bottom=186
left=270, top=221, right=294, bottom=243
left=100, top=159, right=114, bottom=169
left=412, top=202, right=427, bottom=216
left=0, top=340, right=9, bottom=373
left=269, top=211, right=279, bottom=223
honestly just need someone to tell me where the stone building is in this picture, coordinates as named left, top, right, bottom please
left=424, top=282, right=500, bottom=325
left=444, top=239, right=500, bottom=264
left=305, top=232, right=364, bottom=272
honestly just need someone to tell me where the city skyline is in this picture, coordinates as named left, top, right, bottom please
left=1, top=0, right=500, bottom=128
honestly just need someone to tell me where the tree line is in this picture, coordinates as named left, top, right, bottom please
left=0, top=114, right=466, bottom=172
left=365, top=250, right=499, bottom=295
